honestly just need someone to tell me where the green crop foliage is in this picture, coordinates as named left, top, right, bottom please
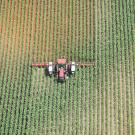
left=0, top=0, right=134, bottom=135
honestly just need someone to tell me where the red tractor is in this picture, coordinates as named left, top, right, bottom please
left=32, top=58, right=94, bottom=82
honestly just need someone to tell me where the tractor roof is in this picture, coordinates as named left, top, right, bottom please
left=57, top=59, right=66, bottom=64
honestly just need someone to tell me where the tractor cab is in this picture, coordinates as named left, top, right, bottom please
left=57, top=59, right=66, bottom=68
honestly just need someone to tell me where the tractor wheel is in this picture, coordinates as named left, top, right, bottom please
left=56, top=64, right=59, bottom=72
left=52, top=65, right=55, bottom=73
left=57, top=74, right=58, bottom=80
left=65, top=74, right=69, bottom=80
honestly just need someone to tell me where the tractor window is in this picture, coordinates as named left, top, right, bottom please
left=58, top=64, right=65, bottom=68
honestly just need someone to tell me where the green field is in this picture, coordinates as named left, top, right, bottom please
left=0, top=0, right=135, bottom=134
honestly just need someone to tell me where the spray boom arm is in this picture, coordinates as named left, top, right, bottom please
left=76, top=62, right=95, bottom=67
left=32, top=63, right=48, bottom=67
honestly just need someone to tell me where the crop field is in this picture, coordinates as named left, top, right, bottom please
left=0, top=0, right=135, bottom=135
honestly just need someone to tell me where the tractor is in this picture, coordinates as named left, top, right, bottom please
left=32, top=58, right=94, bottom=82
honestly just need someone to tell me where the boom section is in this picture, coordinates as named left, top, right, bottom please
left=32, top=63, right=48, bottom=67
left=77, top=62, right=95, bottom=67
